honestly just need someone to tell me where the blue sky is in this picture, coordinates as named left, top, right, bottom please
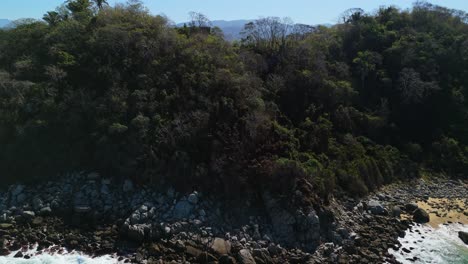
left=1, top=0, right=467, bottom=24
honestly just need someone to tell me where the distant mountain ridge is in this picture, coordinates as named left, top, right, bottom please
left=177, top=19, right=252, bottom=41
left=177, top=19, right=333, bottom=41
left=0, top=19, right=11, bottom=28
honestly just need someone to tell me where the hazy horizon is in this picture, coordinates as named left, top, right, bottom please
left=0, top=0, right=467, bottom=25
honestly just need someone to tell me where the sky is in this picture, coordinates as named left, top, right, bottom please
left=0, top=0, right=467, bottom=25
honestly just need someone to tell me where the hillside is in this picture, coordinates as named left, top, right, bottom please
left=0, top=0, right=468, bottom=263
left=0, top=0, right=467, bottom=201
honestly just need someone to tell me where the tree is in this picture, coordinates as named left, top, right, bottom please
left=339, top=8, right=365, bottom=23
left=397, top=68, right=439, bottom=104
left=93, top=0, right=108, bottom=10
left=43, top=11, right=61, bottom=26
left=66, top=0, right=92, bottom=18
left=188, top=12, right=211, bottom=27
left=352, top=51, right=382, bottom=90
left=241, top=17, right=293, bottom=52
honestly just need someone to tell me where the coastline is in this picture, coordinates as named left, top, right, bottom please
left=0, top=174, right=466, bottom=263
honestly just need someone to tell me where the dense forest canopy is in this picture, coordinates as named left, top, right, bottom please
left=0, top=0, right=467, bottom=201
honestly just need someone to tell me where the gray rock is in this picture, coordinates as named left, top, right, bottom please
left=32, top=197, right=44, bottom=211
left=15, top=194, right=26, bottom=205
left=173, top=200, right=193, bottom=219
left=11, top=185, right=24, bottom=198
left=188, top=192, right=199, bottom=205
left=392, top=206, right=401, bottom=218
left=74, top=206, right=91, bottom=213
left=252, top=248, right=272, bottom=263
left=39, top=207, right=52, bottom=216
left=459, top=231, right=468, bottom=245
left=296, top=209, right=320, bottom=249
left=22, top=211, right=35, bottom=220
left=123, top=180, right=134, bottom=193
left=413, top=208, right=430, bottom=223
left=367, top=200, right=386, bottom=215
left=267, top=244, right=283, bottom=256
left=337, top=227, right=350, bottom=239
left=238, top=249, right=256, bottom=264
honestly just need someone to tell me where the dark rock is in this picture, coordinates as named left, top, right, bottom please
left=0, top=248, right=9, bottom=256
left=220, top=255, right=237, bottom=264
left=405, top=203, right=419, bottom=213
left=14, top=251, right=23, bottom=258
left=337, top=228, right=350, bottom=239
left=252, top=248, right=272, bottom=263
left=412, top=208, right=430, bottom=223
left=459, top=231, right=468, bottom=245
left=39, top=207, right=52, bottom=216
left=267, top=244, right=282, bottom=256
left=123, top=180, right=134, bottom=193
left=125, top=224, right=146, bottom=242
left=197, top=252, right=218, bottom=263
left=173, top=201, right=193, bottom=219
left=188, top=192, right=199, bottom=205
left=148, top=243, right=162, bottom=256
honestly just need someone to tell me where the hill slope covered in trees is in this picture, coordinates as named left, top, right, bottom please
left=0, top=0, right=467, bottom=202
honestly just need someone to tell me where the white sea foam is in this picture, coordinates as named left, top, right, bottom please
left=0, top=245, right=119, bottom=264
left=388, top=223, right=468, bottom=264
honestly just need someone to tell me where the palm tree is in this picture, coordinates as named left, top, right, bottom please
left=43, top=11, right=60, bottom=26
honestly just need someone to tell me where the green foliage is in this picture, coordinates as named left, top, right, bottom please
left=0, top=1, right=467, bottom=199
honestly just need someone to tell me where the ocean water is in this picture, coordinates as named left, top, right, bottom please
left=389, top=223, right=468, bottom=264
left=0, top=245, right=118, bottom=264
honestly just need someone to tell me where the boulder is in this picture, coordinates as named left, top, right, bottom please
left=123, top=180, right=134, bottom=193
left=211, top=238, right=231, bottom=255
left=32, top=197, right=44, bottom=211
left=22, top=211, right=35, bottom=220
left=412, top=208, right=430, bottom=223
left=405, top=203, right=419, bottom=213
left=252, top=248, right=272, bottom=263
left=367, top=200, right=386, bottom=215
left=0, top=248, right=9, bottom=256
left=459, top=231, right=468, bottom=245
left=219, top=255, right=237, bottom=264
left=392, top=206, right=401, bottom=218
left=173, top=200, right=193, bottom=219
left=238, top=249, right=256, bottom=264
left=126, top=224, right=147, bottom=242
left=39, top=207, right=52, bottom=216
left=11, top=185, right=24, bottom=198
left=197, top=252, right=218, bottom=263
left=188, top=192, right=199, bottom=205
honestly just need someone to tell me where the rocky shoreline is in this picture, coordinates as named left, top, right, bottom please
left=0, top=173, right=466, bottom=263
